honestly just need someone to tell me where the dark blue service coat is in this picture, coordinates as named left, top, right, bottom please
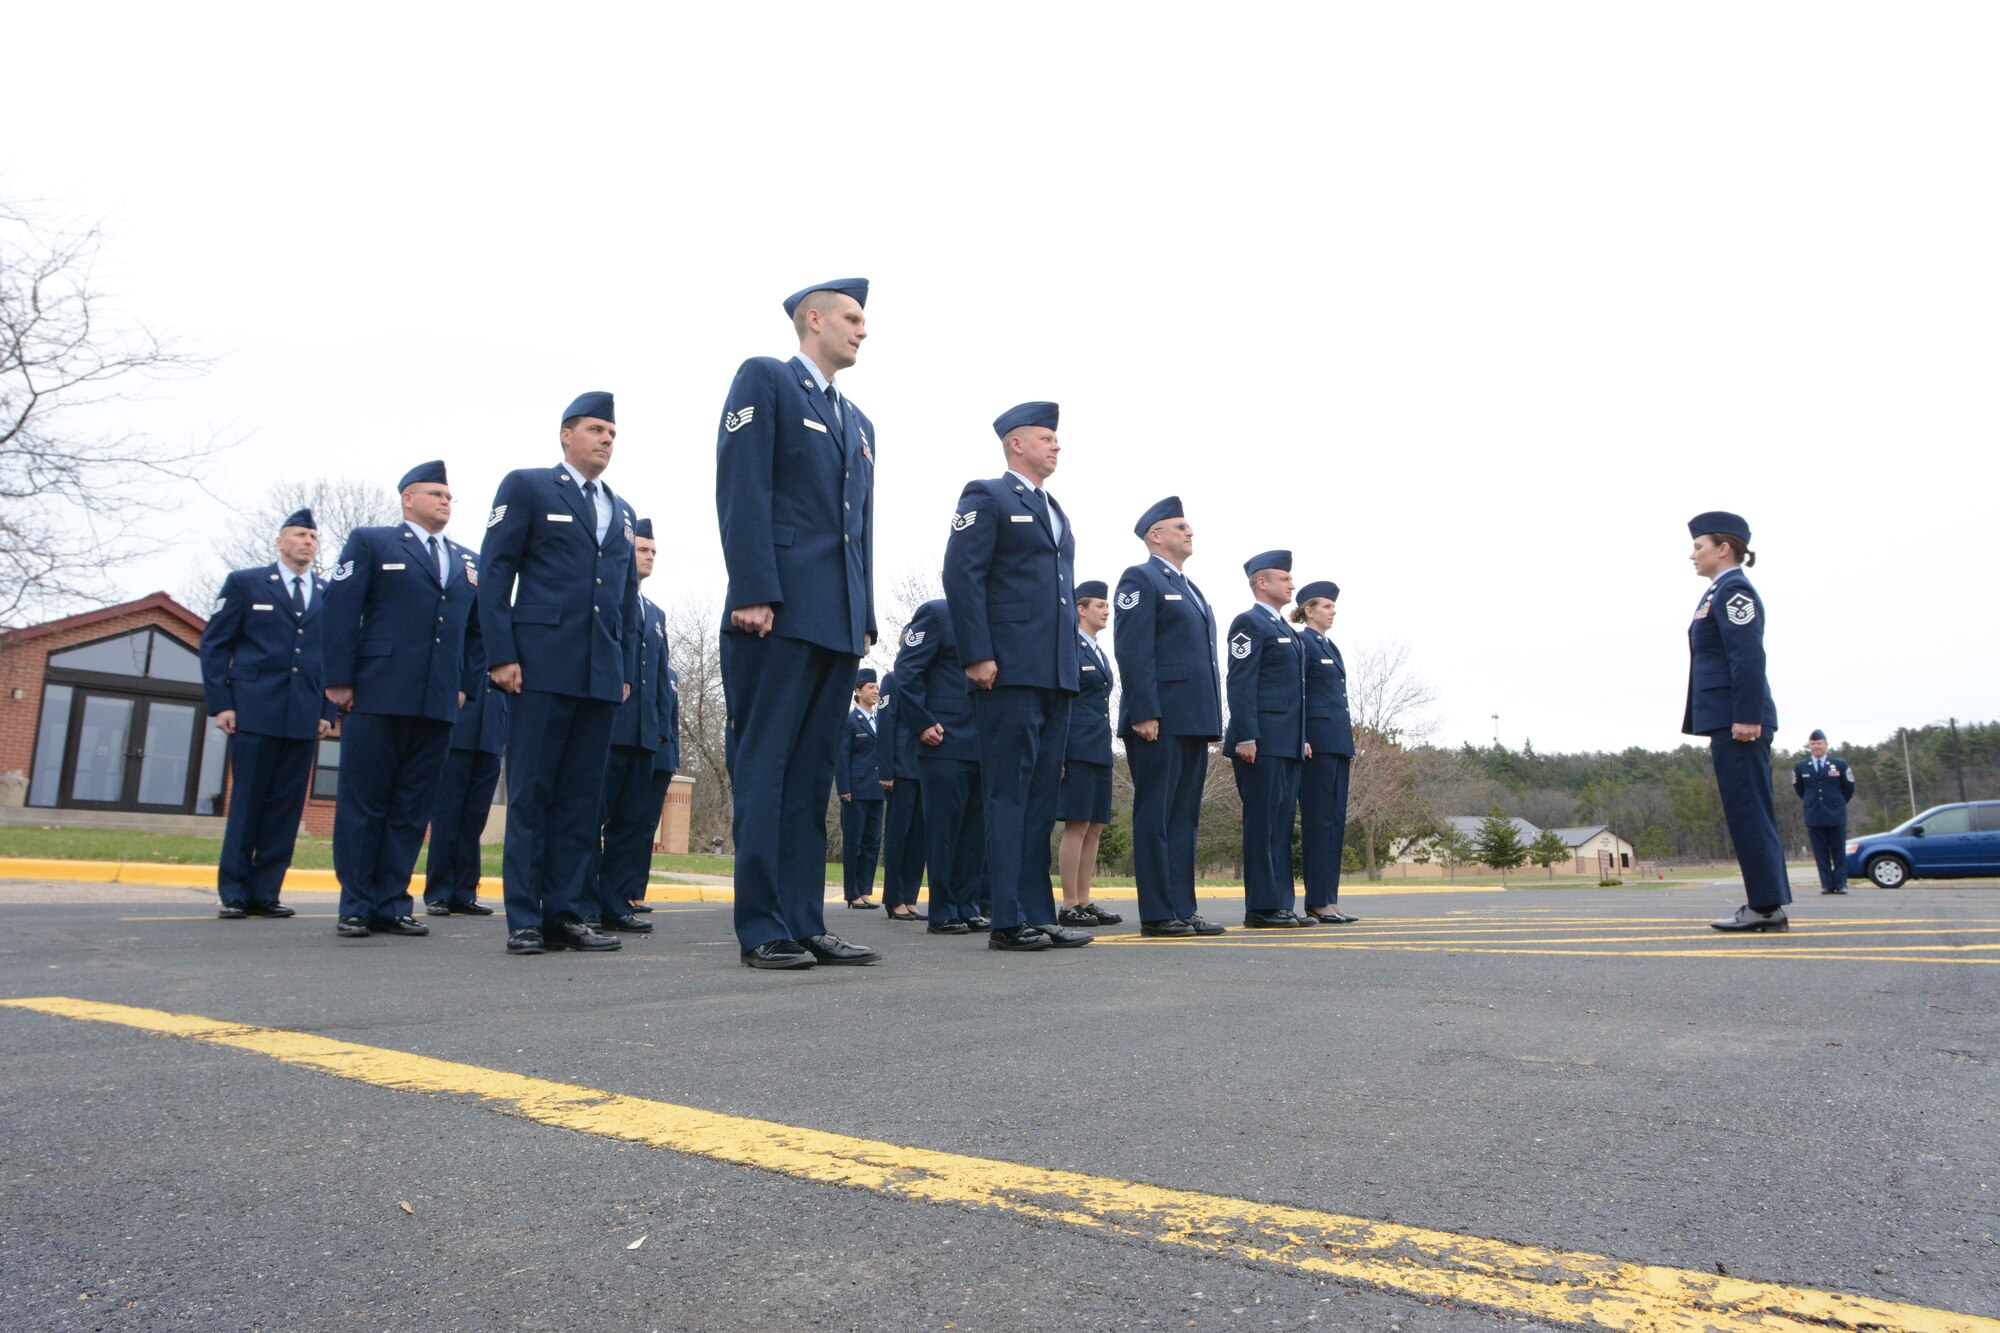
left=609, top=594, right=671, bottom=753
left=1682, top=566, right=1778, bottom=736
left=1793, top=756, right=1856, bottom=827
left=1223, top=606, right=1307, bottom=759
left=893, top=600, right=982, bottom=764
left=1300, top=626, right=1355, bottom=757
left=1067, top=633, right=1115, bottom=767
left=1110, top=557, right=1222, bottom=739
left=837, top=706, right=885, bottom=801
left=658, top=666, right=681, bottom=775
left=941, top=476, right=1079, bottom=692
left=199, top=563, right=336, bottom=738
left=321, top=525, right=483, bottom=723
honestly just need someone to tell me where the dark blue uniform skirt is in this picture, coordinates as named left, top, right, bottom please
left=1055, top=759, right=1112, bottom=825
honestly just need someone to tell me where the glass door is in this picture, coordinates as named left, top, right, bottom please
left=136, top=701, right=200, bottom=810
left=64, top=693, right=137, bottom=807
left=58, top=691, right=206, bottom=813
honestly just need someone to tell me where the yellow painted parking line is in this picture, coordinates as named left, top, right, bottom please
left=1211, top=929, right=2000, bottom=947
left=1097, top=938, right=2000, bottom=964
left=4, top=998, right=1992, bottom=1333
left=112, top=908, right=713, bottom=923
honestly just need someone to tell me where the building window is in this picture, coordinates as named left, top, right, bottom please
left=46, top=629, right=202, bottom=682
left=195, top=717, right=229, bottom=815
left=312, top=738, right=341, bottom=801
left=26, top=684, right=75, bottom=807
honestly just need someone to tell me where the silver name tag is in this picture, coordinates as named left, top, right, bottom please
left=1082, top=664, right=1098, bottom=672
left=1164, top=593, right=1183, bottom=601
left=382, top=563, right=406, bottom=570
left=1321, top=657, right=1335, bottom=664
left=803, top=418, right=828, bottom=433
left=547, top=514, right=573, bottom=523
left=1276, top=637, right=1292, bottom=643
left=251, top=603, right=274, bottom=611
left=1010, top=514, right=1035, bottom=522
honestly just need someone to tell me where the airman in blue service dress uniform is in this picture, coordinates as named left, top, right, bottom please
left=1226, top=550, right=1315, bottom=928
left=479, top=392, right=642, bottom=956
left=1113, top=497, right=1226, bottom=937
left=876, top=666, right=929, bottom=921
left=199, top=507, right=334, bottom=919
left=715, top=279, right=881, bottom=970
left=321, top=461, right=483, bottom=939
left=836, top=667, right=886, bottom=908
left=422, top=614, right=505, bottom=916
left=1794, top=729, right=1855, bottom=894
left=1294, top=580, right=1359, bottom=924
left=895, top=598, right=987, bottom=933
left=1682, top=511, right=1791, bottom=932
left=942, top=402, right=1092, bottom=953
left=589, top=518, right=673, bottom=935
left=1055, top=581, right=1123, bottom=928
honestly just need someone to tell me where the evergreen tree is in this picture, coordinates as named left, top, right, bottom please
left=1526, top=827, right=1570, bottom=878
left=1476, top=804, right=1528, bottom=882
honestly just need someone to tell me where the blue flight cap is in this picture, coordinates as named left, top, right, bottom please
left=562, top=391, right=615, bottom=424
left=397, top=460, right=447, bottom=492
left=632, top=517, right=654, bottom=540
left=280, top=507, right=316, bottom=531
left=1809, top=728, right=1827, bottom=742
left=1134, top=495, right=1184, bottom=538
left=1243, top=549, right=1292, bottom=577
left=1076, top=580, right=1109, bottom=601
left=1296, top=580, right=1340, bottom=605
left=993, top=401, right=1059, bottom=440
left=1688, top=510, right=1750, bottom=541
left=783, top=278, right=869, bottom=319
left=855, top=666, right=878, bottom=687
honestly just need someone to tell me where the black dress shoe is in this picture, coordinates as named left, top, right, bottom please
left=1244, top=909, right=1305, bottom=929
left=742, top=939, right=815, bottom=969
left=603, top=913, right=654, bottom=934
left=846, top=899, right=881, bottom=910
left=886, top=908, right=927, bottom=922
left=425, top=902, right=454, bottom=916
left=217, top=904, right=248, bottom=920
left=1058, top=907, right=1098, bottom=927
left=629, top=902, right=654, bottom=913
left=370, top=916, right=431, bottom=937
left=544, top=920, right=621, bottom=951
left=245, top=901, right=296, bottom=918
left=804, top=933, right=881, bottom=965
left=506, top=928, right=545, bottom=955
left=1305, top=907, right=1358, bottom=924
left=1140, top=919, right=1194, bottom=937
left=965, top=915, right=992, bottom=930
left=1831, top=887, right=1849, bottom=894
left=335, top=916, right=370, bottom=937
left=451, top=900, right=496, bottom=915
left=926, top=920, right=969, bottom=935
left=1081, top=903, right=1124, bottom=925
left=989, top=925, right=1051, bottom=952
left=1186, top=914, right=1227, bottom=936
left=1030, top=923, right=1093, bottom=948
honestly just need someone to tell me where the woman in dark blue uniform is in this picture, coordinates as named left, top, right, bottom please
left=1056, top=582, right=1123, bottom=927
left=1682, top=511, right=1790, bottom=932
left=1292, top=580, right=1358, bottom=924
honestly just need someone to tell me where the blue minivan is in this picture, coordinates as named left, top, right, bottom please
left=1845, top=801, right=2000, bottom=888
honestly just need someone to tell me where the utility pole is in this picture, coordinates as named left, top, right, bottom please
left=1900, top=727, right=1918, bottom=817
left=1949, top=717, right=1968, bottom=802
left=1491, top=713, right=1499, bottom=748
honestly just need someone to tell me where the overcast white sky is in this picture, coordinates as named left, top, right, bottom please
left=9, top=2, right=1995, bottom=754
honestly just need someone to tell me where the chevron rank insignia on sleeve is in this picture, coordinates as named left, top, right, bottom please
left=1230, top=632, right=1252, bottom=659
left=331, top=560, right=355, bottom=581
left=1725, top=593, right=1756, bottom=624
left=724, top=406, right=755, bottom=433
left=951, top=511, right=977, bottom=531
left=1115, top=590, right=1140, bottom=611
left=903, top=628, right=925, bottom=648
left=486, top=505, right=507, bottom=528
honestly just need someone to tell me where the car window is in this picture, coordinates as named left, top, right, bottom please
left=1975, top=804, right=2000, bottom=833
left=1921, top=807, right=1973, bottom=835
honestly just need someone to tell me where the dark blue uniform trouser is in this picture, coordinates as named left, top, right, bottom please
left=1807, top=824, right=1848, bottom=890
left=503, top=690, right=615, bottom=933
left=1127, top=734, right=1209, bottom=924
left=881, top=776, right=927, bottom=909
left=217, top=731, right=314, bottom=906
left=971, top=686, right=1071, bottom=931
left=333, top=713, right=453, bottom=922
left=1233, top=752, right=1302, bottom=914
left=423, top=747, right=501, bottom=907
left=593, top=744, right=668, bottom=921
left=920, top=756, right=986, bottom=924
left=840, top=796, right=884, bottom=901
left=1300, top=752, right=1352, bottom=907
left=1708, top=731, right=1793, bottom=911
left=721, top=633, right=851, bottom=951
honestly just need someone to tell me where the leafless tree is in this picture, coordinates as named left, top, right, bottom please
left=1348, top=639, right=1440, bottom=743
left=666, top=595, right=732, bottom=854
left=874, top=563, right=942, bottom=674
left=1, top=201, right=216, bottom=621
left=184, top=476, right=400, bottom=603
left=1341, top=642, right=1448, bottom=877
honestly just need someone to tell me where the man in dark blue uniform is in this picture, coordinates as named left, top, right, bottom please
left=422, top=613, right=505, bottom=917
left=714, top=279, right=881, bottom=970
left=836, top=667, right=886, bottom=909
left=894, top=598, right=987, bottom=934
left=480, top=392, right=642, bottom=956
left=589, top=518, right=674, bottom=935
left=1112, top=497, right=1226, bottom=937
left=1295, top=579, right=1358, bottom=924
left=941, top=402, right=1091, bottom=952
left=1794, top=728, right=1855, bottom=894
left=322, top=461, right=482, bottom=939
left=1682, top=511, right=1791, bottom=932
left=1225, top=550, right=1313, bottom=928
left=876, top=665, right=928, bottom=921
left=199, top=508, right=334, bottom=919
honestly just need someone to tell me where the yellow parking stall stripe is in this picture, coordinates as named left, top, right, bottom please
left=4, top=997, right=1994, bottom=1333
left=1205, top=929, right=2000, bottom=948
left=1097, top=938, right=2000, bottom=964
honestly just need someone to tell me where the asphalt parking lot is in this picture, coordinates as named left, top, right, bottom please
left=2, top=878, right=1995, bottom=1332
